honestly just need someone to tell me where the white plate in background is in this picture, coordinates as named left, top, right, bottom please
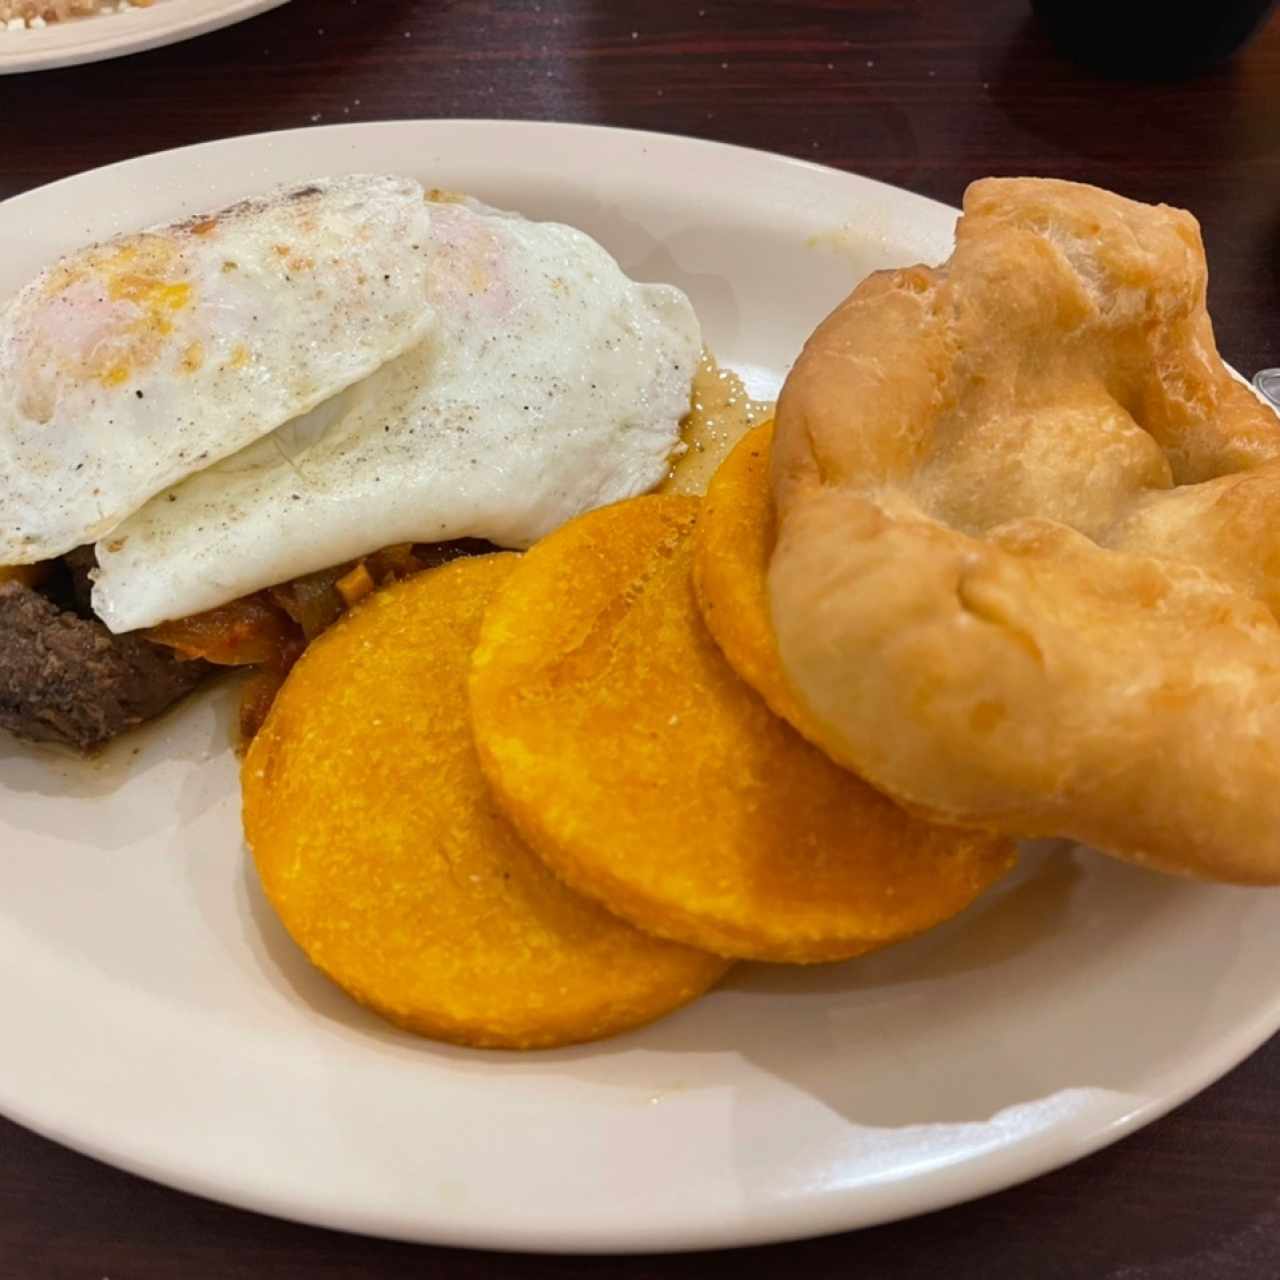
left=0, top=121, right=1278, bottom=1253
left=0, top=0, right=287, bottom=74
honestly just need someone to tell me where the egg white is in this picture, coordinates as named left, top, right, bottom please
left=92, top=198, right=701, bottom=633
left=0, top=174, right=434, bottom=564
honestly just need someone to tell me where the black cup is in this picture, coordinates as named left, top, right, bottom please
left=1032, top=0, right=1278, bottom=77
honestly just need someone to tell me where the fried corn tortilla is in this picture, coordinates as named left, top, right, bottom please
left=242, top=553, right=729, bottom=1050
left=692, top=421, right=827, bottom=741
left=469, top=495, right=1015, bottom=962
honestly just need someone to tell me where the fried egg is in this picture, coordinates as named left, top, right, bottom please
left=92, top=198, right=701, bottom=633
left=0, top=175, right=434, bottom=564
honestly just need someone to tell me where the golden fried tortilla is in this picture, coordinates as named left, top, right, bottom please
left=771, top=176, right=1280, bottom=883
left=242, top=554, right=729, bottom=1050
left=692, top=420, right=826, bottom=741
left=469, top=495, right=1015, bottom=962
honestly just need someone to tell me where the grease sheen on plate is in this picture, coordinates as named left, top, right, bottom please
left=1, top=121, right=1279, bottom=1253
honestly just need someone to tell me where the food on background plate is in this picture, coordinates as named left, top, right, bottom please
left=0, top=178, right=700, bottom=748
left=0, top=0, right=152, bottom=26
left=769, top=176, right=1280, bottom=884
left=468, top=494, right=1015, bottom=963
left=243, top=554, right=730, bottom=1050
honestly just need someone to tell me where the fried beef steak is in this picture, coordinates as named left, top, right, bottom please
left=0, top=569, right=211, bottom=752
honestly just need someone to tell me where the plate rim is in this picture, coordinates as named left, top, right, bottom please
left=1, top=118, right=1278, bottom=1254
left=9, top=987, right=1280, bottom=1253
left=0, top=116, right=962, bottom=227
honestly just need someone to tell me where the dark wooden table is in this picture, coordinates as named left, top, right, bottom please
left=3, top=1, right=1279, bottom=1275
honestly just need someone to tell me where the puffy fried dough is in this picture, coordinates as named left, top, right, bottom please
left=770, top=176, right=1280, bottom=883
left=469, top=495, right=1014, bottom=962
left=243, top=554, right=729, bottom=1050
left=691, top=421, right=825, bottom=740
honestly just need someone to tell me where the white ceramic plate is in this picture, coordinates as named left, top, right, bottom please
left=2, top=121, right=1278, bottom=1254
left=0, top=0, right=287, bottom=75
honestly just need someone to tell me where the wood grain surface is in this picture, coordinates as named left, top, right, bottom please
left=2, top=1, right=1279, bottom=1276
